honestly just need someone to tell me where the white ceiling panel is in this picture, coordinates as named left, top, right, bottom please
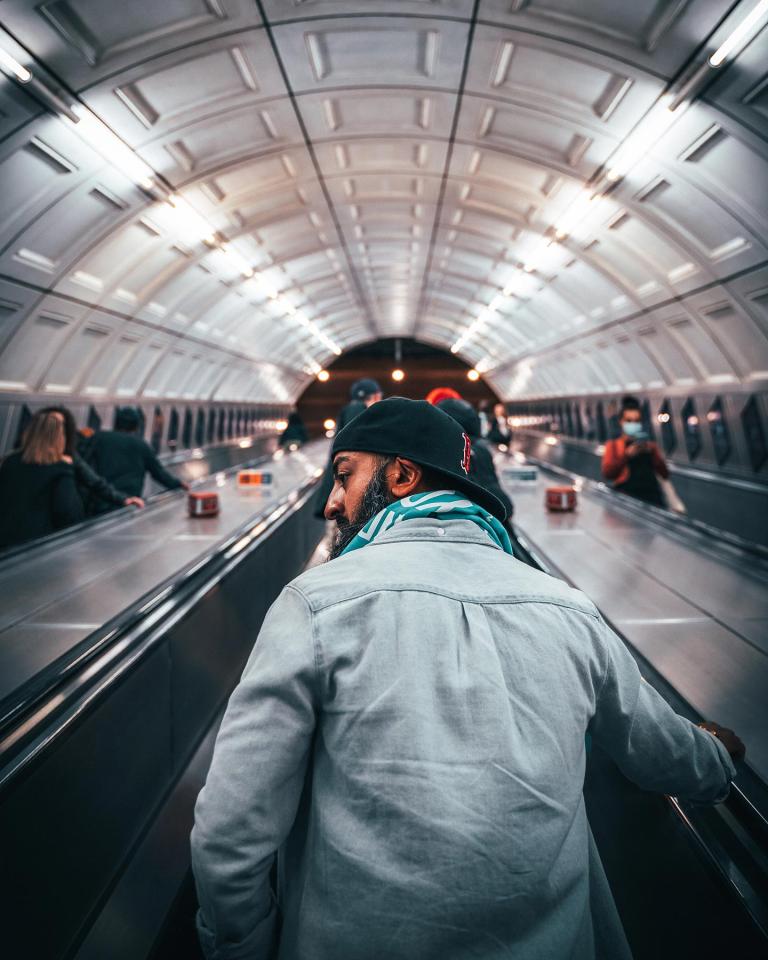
left=261, top=0, right=474, bottom=21
left=272, top=17, right=470, bottom=92
left=477, top=0, right=731, bottom=77
left=0, top=0, right=263, bottom=89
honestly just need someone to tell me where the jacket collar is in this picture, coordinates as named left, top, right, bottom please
left=367, top=516, right=503, bottom=551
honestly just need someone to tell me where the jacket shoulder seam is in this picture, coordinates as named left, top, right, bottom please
left=285, top=584, right=324, bottom=678
left=301, top=585, right=599, bottom=619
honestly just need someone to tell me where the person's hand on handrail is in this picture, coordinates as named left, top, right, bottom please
left=698, top=722, right=746, bottom=762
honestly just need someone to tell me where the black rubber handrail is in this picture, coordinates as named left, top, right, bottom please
left=514, top=451, right=768, bottom=565
left=0, top=441, right=277, bottom=566
left=0, top=450, right=283, bottom=729
left=0, top=471, right=321, bottom=792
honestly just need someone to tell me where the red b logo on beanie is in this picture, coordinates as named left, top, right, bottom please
left=460, top=433, right=471, bottom=475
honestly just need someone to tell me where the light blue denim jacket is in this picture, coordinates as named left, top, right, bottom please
left=191, top=518, right=735, bottom=960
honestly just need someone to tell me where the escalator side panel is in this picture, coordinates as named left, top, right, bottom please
left=0, top=646, right=173, bottom=959
left=1, top=492, right=326, bottom=960
left=585, top=744, right=767, bottom=959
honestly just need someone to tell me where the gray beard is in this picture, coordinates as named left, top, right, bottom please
left=328, top=462, right=393, bottom=560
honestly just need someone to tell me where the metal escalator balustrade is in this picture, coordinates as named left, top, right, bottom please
left=0, top=446, right=327, bottom=960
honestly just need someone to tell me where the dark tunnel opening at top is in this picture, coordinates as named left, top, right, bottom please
left=296, top=337, right=501, bottom=439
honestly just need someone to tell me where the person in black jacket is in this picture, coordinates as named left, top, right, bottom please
left=85, top=407, right=188, bottom=513
left=437, top=397, right=513, bottom=519
left=486, top=402, right=512, bottom=447
left=0, top=409, right=84, bottom=549
left=41, top=406, right=146, bottom=515
left=279, top=411, right=309, bottom=448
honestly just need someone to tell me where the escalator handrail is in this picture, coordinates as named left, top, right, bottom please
left=0, top=440, right=278, bottom=566
left=0, top=468, right=321, bottom=794
left=514, top=452, right=768, bottom=566
left=0, top=450, right=281, bottom=728
left=509, top=521, right=768, bottom=938
left=0, top=486, right=183, bottom=565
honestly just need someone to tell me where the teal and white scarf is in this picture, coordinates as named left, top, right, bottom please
left=340, top=489, right=514, bottom=556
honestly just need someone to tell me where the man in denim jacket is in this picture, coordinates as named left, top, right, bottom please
left=192, top=398, right=743, bottom=960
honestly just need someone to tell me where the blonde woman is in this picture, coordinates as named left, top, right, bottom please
left=0, top=409, right=84, bottom=548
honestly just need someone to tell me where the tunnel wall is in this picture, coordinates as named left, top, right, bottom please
left=506, top=387, right=768, bottom=480
left=0, top=394, right=290, bottom=459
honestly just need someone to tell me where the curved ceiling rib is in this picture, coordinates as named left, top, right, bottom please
left=0, top=0, right=766, bottom=405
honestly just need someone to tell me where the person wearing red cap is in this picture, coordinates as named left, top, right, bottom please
left=425, top=385, right=461, bottom=406
left=192, top=398, right=744, bottom=960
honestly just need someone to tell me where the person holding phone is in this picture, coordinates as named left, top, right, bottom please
left=602, top=395, right=669, bottom=507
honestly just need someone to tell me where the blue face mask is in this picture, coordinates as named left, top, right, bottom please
left=622, top=421, right=644, bottom=438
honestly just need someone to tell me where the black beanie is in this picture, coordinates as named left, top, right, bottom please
left=115, top=406, right=140, bottom=431
left=331, top=397, right=507, bottom=522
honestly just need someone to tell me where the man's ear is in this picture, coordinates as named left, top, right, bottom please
left=387, top=457, right=425, bottom=499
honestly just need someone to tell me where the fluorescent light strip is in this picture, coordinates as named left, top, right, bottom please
left=0, top=45, right=31, bottom=83
left=452, top=274, right=529, bottom=353
left=67, top=104, right=154, bottom=189
left=454, top=224, right=568, bottom=355
left=21, top=72, right=340, bottom=359
left=552, top=190, right=601, bottom=239
left=243, top=275, right=279, bottom=300
left=218, top=243, right=252, bottom=276
left=605, top=95, right=681, bottom=182
left=165, top=195, right=216, bottom=244
left=710, top=0, right=768, bottom=66
left=159, top=193, right=341, bottom=359
left=244, top=282, right=340, bottom=356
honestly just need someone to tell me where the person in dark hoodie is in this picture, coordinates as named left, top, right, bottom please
left=85, top=406, right=188, bottom=513
left=0, top=409, right=84, bottom=549
left=41, top=406, right=145, bottom=515
left=279, top=411, right=309, bottom=449
left=437, top=397, right=513, bottom=519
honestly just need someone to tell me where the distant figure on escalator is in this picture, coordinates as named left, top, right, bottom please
left=0, top=409, right=84, bottom=549
left=85, top=406, right=188, bottom=513
left=340, top=377, right=383, bottom=428
left=41, top=406, right=145, bottom=516
left=602, top=395, right=668, bottom=507
left=279, top=411, right=308, bottom=449
left=313, top=377, right=383, bottom=518
left=437, top=396, right=513, bottom=518
left=487, top=402, right=512, bottom=447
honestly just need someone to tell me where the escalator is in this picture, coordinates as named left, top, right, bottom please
left=0, top=468, right=766, bottom=958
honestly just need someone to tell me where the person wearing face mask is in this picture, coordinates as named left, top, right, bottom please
left=602, top=395, right=669, bottom=507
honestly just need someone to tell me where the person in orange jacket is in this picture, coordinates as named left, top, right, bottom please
left=602, top=396, right=669, bottom=507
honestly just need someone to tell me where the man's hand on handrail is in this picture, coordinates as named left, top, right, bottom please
left=698, top=722, right=746, bottom=762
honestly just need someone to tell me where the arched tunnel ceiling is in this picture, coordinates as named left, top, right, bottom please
left=0, top=0, right=767, bottom=404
